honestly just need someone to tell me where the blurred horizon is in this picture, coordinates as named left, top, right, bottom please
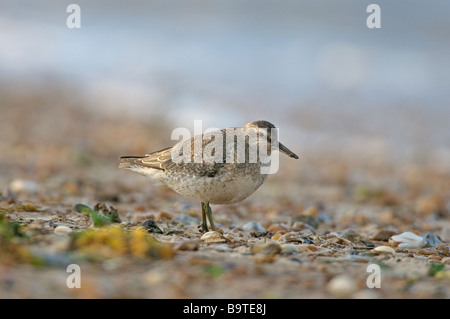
left=1, top=0, right=450, bottom=175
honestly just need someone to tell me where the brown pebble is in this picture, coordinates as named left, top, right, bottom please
left=428, top=255, right=442, bottom=261
left=279, top=232, right=305, bottom=243
left=174, top=240, right=199, bottom=251
left=370, top=229, right=398, bottom=241
left=271, top=233, right=282, bottom=241
left=292, top=221, right=316, bottom=232
left=302, top=206, right=318, bottom=217
left=292, top=215, right=319, bottom=229
left=267, top=224, right=290, bottom=234
left=249, top=242, right=281, bottom=255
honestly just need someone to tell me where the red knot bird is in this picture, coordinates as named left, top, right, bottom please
left=119, top=120, right=298, bottom=232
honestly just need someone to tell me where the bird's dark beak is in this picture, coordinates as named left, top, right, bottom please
left=278, top=142, right=299, bottom=159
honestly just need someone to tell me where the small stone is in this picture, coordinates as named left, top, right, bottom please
left=271, top=233, right=282, bottom=241
left=326, top=275, right=357, bottom=298
left=249, top=242, right=281, bottom=255
left=9, top=179, right=38, bottom=194
left=280, top=244, right=298, bottom=254
left=53, top=225, right=73, bottom=234
left=292, top=215, right=319, bottom=229
left=243, top=221, right=266, bottom=232
left=423, top=234, right=442, bottom=247
left=267, top=224, right=290, bottom=234
left=369, top=229, right=398, bottom=241
left=298, top=228, right=315, bottom=237
left=278, top=232, right=306, bottom=243
left=292, top=221, right=316, bottom=232
left=338, top=228, right=358, bottom=242
left=200, top=231, right=226, bottom=243
left=371, top=246, right=396, bottom=256
left=303, top=206, right=318, bottom=217
left=174, top=240, right=199, bottom=251
left=428, top=255, right=442, bottom=261
left=141, top=219, right=163, bottom=233
left=223, top=233, right=235, bottom=241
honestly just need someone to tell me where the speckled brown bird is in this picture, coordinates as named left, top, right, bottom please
left=119, top=120, right=298, bottom=232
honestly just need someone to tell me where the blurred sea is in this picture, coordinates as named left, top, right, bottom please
left=1, top=0, right=449, bottom=166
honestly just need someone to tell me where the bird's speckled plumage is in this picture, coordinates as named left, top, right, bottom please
left=119, top=120, right=298, bottom=231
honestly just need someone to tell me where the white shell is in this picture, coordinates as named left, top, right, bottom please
left=389, top=232, right=425, bottom=248
left=54, top=225, right=73, bottom=234
left=200, top=231, right=226, bottom=243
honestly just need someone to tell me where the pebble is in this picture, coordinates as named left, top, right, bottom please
left=326, top=275, right=358, bottom=298
left=279, top=232, right=306, bottom=243
left=267, top=224, right=290, bottom=234
left=298, top=229, right=315, bottom=238
left=271, top=233, right=282, bottom=241
left=428, top=255, right=442, bottom=261
left=9, top=179, right=38, bottom=194
left=338, top=228, right=358, bottom=242
left=292, top=221, right=316, bottom=232
left=249, top=242, right=281, bottom=255
left=292, top=215, right=319, bottom=229
left=200, top=231, right=226, bottom=243
left=280, top=244, right=298, bottom=254
left=54, top=225, right=73, bottom=234
left=369, top=228, right=398, bottom=241
left=371, top=245, right=396, bottom=256
left=423, top=234, right=442, bottom=247
left=174, top=240, right=199, bottom=251
left=243, top=221, right=266, bottom=232
left=302, top=206, right=318, bottom=217
left=141, top=219, right=163, bottom=233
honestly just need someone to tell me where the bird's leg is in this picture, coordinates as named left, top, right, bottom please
left=201, top=202, right=209, bottom=232
left=205, top=202, right=216, bottom=231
